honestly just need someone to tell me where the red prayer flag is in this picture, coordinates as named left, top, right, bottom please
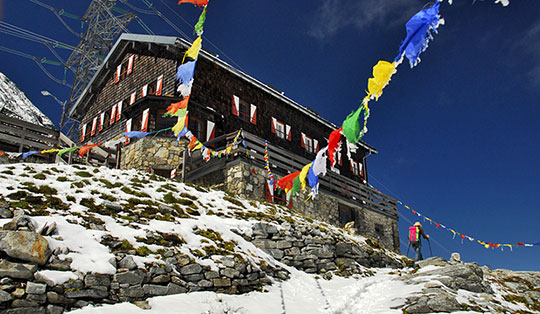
left=435, top=223, right=440, bottom=227
left=412, top=210, right=416, bottom=214
left=178, top=0, right=208, bottom=6
left=518, top=242, right=525, bottom=246
left=461, top=234, right=466, bottom=239
left=0, top=152, right=4, bottom=157
left=277, top=171, right=301, bottom=192
left=328, top=127, right=342, bottom=167
left=79, top=143, right=102, bottom=157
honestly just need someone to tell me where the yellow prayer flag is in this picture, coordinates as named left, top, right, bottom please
left=185, top=36, right=202, bottom=60
left=41, top=148, right=60, bottom=154
left=192, top=142, right=203, bottom=151
left=172, top=116, right=187, bottom=136
left=299, top=163, right=312, bottom=192
left=367, top=60, right=397, bottom=100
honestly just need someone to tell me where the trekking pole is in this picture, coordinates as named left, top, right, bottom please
left=427, top=238, right=433, bottom=257
left=406, top=242, right=411, bottom=257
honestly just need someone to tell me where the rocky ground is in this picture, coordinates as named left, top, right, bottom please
left=0, top=163, right=539, bottom=314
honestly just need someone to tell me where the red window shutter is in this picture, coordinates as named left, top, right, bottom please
left=125, top=118, right=132, bottom=145
left=110, top=104, right=117, bottom=125
left=141, top=108, right=150, bottom=132
left=300, top=133, right=306, bottom=148
left=271, top=117, right=277, bottom=134
left=250, top=104, right=257, bottom=124
left=127, top=55, right=134, bottom=75
left=286, top=124, right=292, bottom=141
left=350, top=160, right=354, bottom=172
left=156, top=75, right=163, bottom=96
left=116, top=101, right=123, bottom=121
left=99, top=112, right=105, bottom=132
left=130, top=92, right=136, bottom=105
left=232, top=95, right=240, bottom=116
left=114, top=64, right=121, bottom=83
left=314, top=139, right=319, bottom=152
left=142, top=84, right=148, bottom=98
left=359, top=162, right=364, bottom=177
left=80, top=124, right=87, bottom=143
left=91, top=117, right=97, bottom=136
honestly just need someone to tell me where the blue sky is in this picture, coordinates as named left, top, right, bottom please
left=1, top=0, right=538, bottom=270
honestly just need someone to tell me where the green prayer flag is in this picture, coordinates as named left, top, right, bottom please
left=194, top=7, right=207, bottom=36
left=342, top=104, right=364, bottom=144
left=290, top=175, right=301, bottom=195
left=57, top=146, right=79, bottom=159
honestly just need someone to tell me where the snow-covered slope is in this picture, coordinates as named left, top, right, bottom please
left=0, top=71, right=55, bottom=128
left=0, top=163, right=538, bottom=314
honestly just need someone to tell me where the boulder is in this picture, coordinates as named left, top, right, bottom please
left=0, top=231, right=52, bottom=265
left=0, top=200, right=13, bottom=218
left=114, top=270, right=145, bottom=285
left=0, top=260, right=37, bottom=279
left=0, top=289, right=13, bottom=303
left=2, top=213, right=36, bottom=231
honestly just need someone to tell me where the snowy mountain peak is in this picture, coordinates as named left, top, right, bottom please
left=0, top=71, right=55, bottom=128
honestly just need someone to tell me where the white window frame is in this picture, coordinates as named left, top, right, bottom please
left=275, top=120, right=285, bottom=139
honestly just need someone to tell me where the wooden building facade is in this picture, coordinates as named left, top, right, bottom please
left=69, top=34, right=400, bottom=252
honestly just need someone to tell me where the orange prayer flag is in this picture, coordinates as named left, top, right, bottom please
left=79, top=143, right=102, bottom=157
left=188, top=136, right=198, bottom=149
left=167, top=96, right=190, bottom=115
left=178, top=0, right=208, bottom=7
left=0, top=152, right=4, bottom=157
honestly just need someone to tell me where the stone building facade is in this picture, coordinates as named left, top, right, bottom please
left=68, top=34, right=400, bottom=253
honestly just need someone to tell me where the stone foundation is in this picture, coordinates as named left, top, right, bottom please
left=121, top=137, right=185, bottom=173
left=194, top=161, right=400, bottom=253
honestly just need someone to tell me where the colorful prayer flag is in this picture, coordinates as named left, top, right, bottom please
left=394, top=2, right=443, bottom=67
left=178, top=0, right=208, bottom=7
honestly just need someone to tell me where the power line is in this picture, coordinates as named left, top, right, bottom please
left=0, top=45, right=71, bottom=87
left=0, top=21, right=78, bottom=51
left=27, top=0, right=82, bottom=37
left=154, top=0, right=247, bottom=72
left=139, top=0, right=192, bottom=40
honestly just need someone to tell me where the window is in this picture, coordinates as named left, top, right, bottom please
left=301, top=133, right=314, bottom=153
left=147, top=79, right=157, bottom=95
left=188, top=116, right=205, bottom=140
left=271, top=117, right=290, bottom=141
left=232, top=95, right=256, bottom=124
left=156, top=109, right=176, bottom=134
left=123, top=95, right=131, bottom=108
left=238, top=102, right=250, bottom=122
left=114, top=55, right=134, bottom=83
left=275, top=121, right=285, bottom=139
left=351, top=160, right=359, bottom=175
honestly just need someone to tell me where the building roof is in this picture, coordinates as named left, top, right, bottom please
left=69, top=33, right=377, bottom=154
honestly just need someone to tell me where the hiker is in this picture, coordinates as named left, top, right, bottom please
left=409, top=222, right=429, bottom=261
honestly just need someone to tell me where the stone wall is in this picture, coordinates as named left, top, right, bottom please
left=194, top=161, right=400, bottom=253
left=0, top=204, right=405, bottom=313
left=120, top=137, right=186, bottom=172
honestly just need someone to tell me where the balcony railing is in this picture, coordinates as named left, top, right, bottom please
left=184, top=130, right=398, bottom=219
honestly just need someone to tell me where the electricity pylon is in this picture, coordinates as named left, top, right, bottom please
left=62, top=0, right=135, bottom=133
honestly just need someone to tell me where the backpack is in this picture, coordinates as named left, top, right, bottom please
left=409, top=226, right=420, bottom=243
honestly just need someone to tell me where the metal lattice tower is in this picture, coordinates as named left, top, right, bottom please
left=62, top=0, right=135, bottom=131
